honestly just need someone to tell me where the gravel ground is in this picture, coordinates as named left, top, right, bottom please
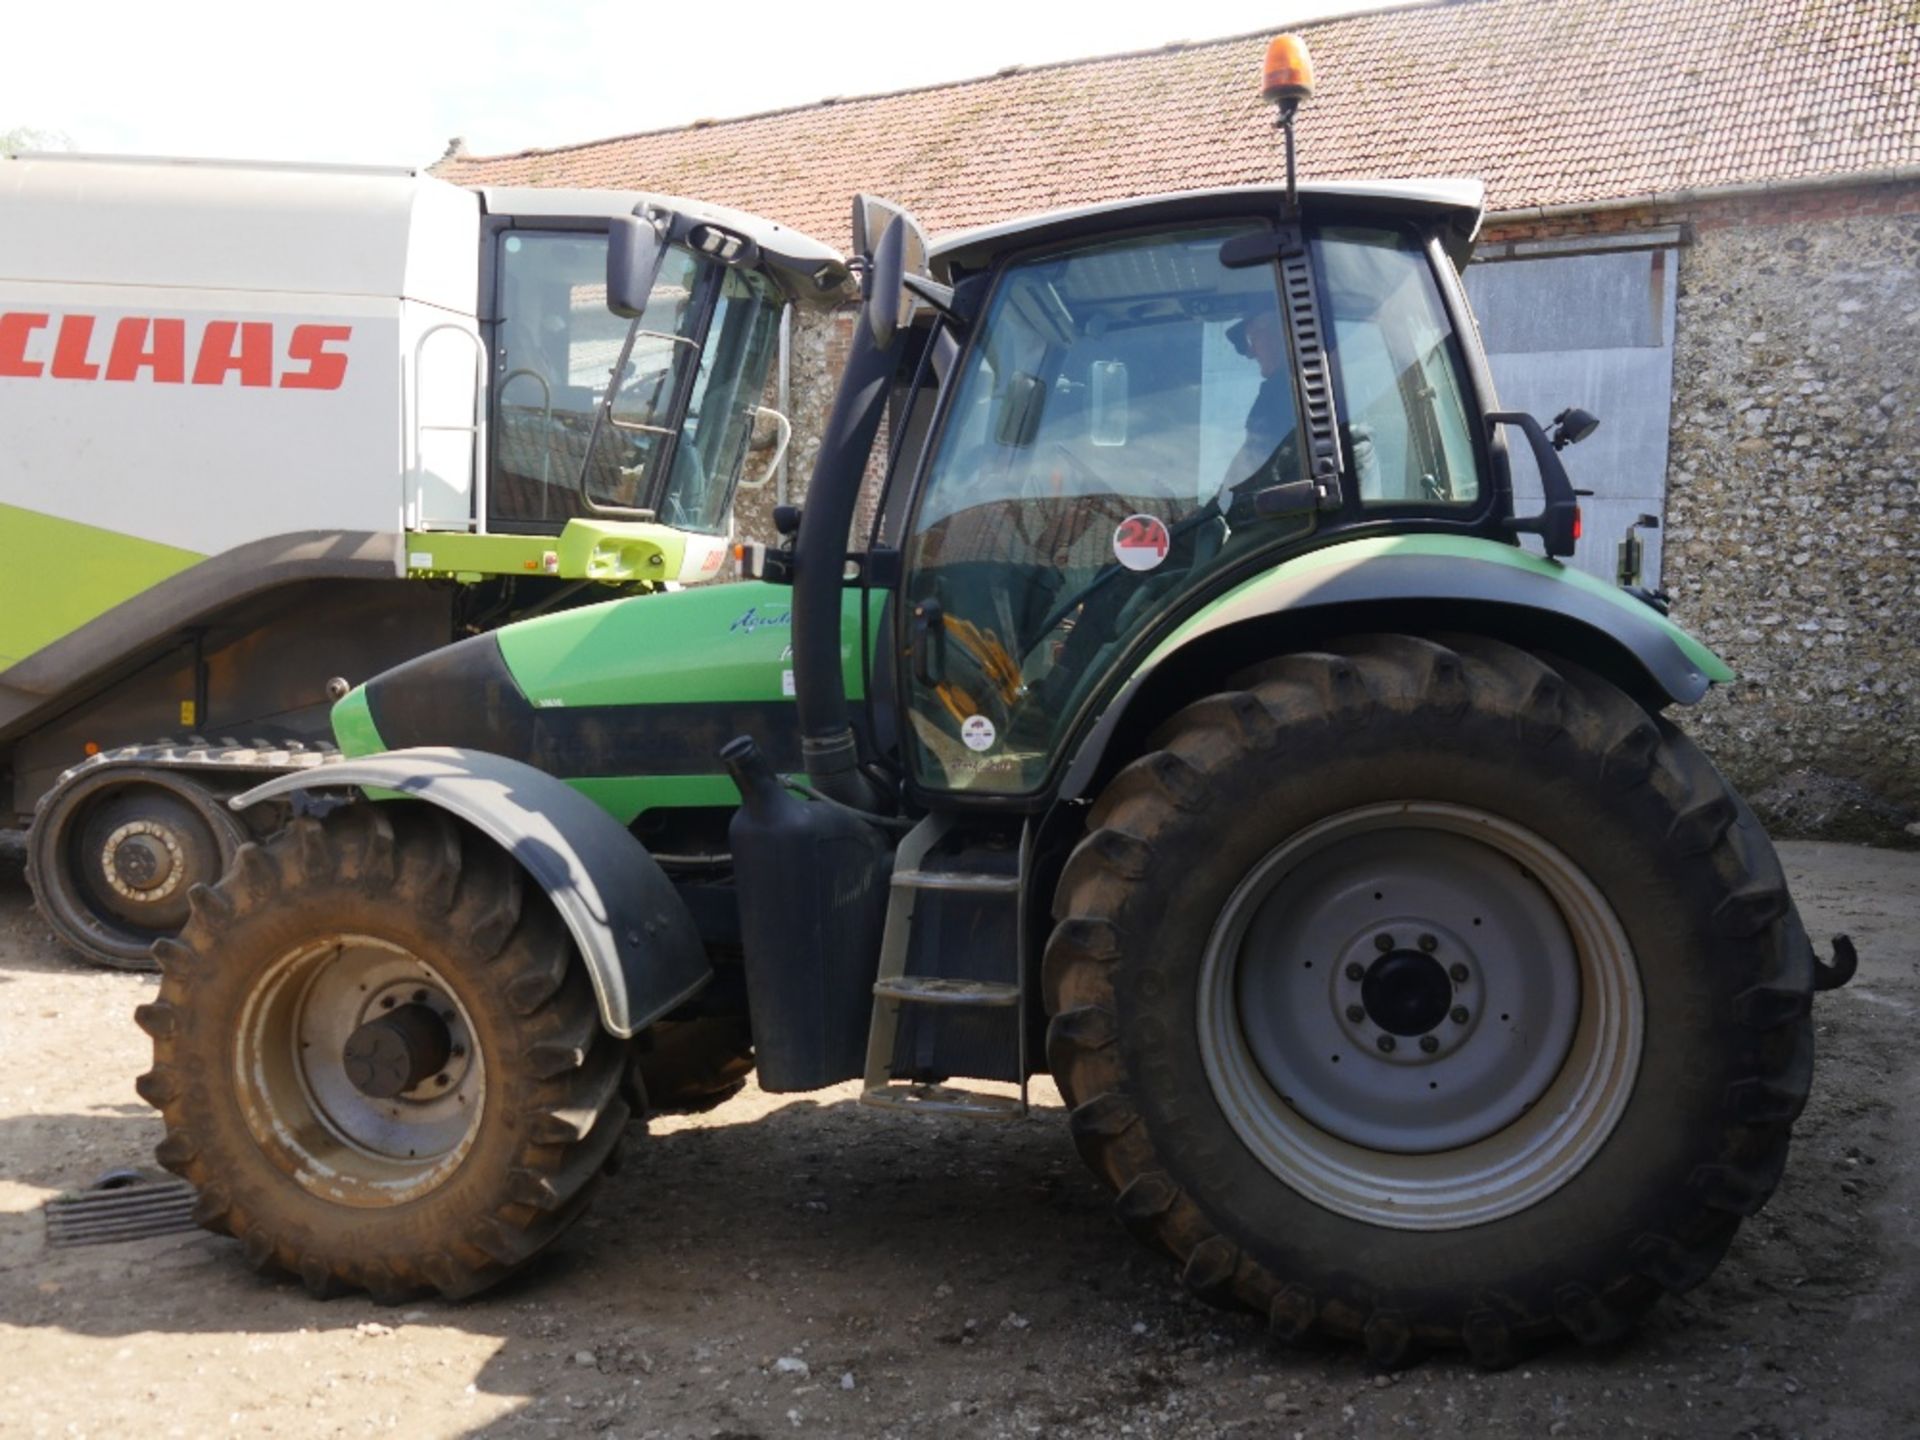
left=0, top=837, right=1914, bottom=1439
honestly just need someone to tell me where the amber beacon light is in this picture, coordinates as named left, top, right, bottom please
left=1262, top=33, right=1316, bottom=215
left=1261, top=33, right=1316, bottom=108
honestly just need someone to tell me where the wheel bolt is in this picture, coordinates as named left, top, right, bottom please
left=1451, top=1006, right=1470, bottom=1025
left=1345, top=962, right=1366, bottom=981
left=1345, top=1004, right=1366, bottom=1023
left=1374, top=933, right=1395, bottom=952
left=1418, top=933, right=1438, bottom=952
left=1376, top=1035, right=1396, bottom=1054
left=412, top=989, right=429, bottom=1004
left=1449, top=963, right=1469, bottom=983
left=379, top=996, right=395, bottom=1010
left=449, top=1044, right=466, bottom=1059
left=435, top=1073, right=451, bottom=1087
left=1419, top=1035, right=1440, bottom=1054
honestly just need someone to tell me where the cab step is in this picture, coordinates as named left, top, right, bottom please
left=860, top=1081, right=1024, bottom=1118
left=890, top=869, right=1020, bottom=894
left=860, top=816, right=1032, bottom=1119
left=872, top=976, right=1020, bottom=1007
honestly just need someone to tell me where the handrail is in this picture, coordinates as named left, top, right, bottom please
left=409, top=322, right=487, bottom=531
left=576, top=325, right=707, bottom=521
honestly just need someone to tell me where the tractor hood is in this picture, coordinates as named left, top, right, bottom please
left=330, top=582, right=883, bottom=823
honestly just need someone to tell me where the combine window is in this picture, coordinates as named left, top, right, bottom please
left=490, top=232, right=705, bottom=530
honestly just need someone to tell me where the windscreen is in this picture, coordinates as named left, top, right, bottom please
left=656, top=267, right=783, bottom=534
left=491, top=233, right=709, bottom=527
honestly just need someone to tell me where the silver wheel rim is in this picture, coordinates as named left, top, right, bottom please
left=236, top=934, right=485, bottom=1206
left=1197, top=803, right=1642, bottom=1230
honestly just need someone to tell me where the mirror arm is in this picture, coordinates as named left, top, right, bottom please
left=902, top=273, right=960, bottom=323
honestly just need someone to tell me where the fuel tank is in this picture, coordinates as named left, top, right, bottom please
left=329, top=581, right=884, bottom=823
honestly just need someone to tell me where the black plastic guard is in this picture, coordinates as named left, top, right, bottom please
left=232, top=748, right=710, bottom=1038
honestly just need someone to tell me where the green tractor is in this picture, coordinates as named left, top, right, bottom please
left=136, top=44, right=1855, bottom=1364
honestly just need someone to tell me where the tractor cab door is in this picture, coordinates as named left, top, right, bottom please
left=894, top=221, right=1489, bottom=798
left=895, top=222, right=1312, bottom=796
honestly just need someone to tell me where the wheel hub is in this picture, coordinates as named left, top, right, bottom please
left=343, top=1003, right=454, bottom=1099
left=101, top=821, right=185, bottom=902
left=236, top=937, right=485, bottom=1198
left=1198, top=804, right=1644, bottom=1229
left=1361, top=949, right=1453, bottom=1036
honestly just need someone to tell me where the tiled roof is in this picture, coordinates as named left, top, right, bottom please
left=436, top=0, right=1920, bottom=246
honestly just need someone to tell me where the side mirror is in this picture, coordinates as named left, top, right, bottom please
left=866, top=216, right=907, bottom=348
left=851, top=194, right=932, bottom=348
left=1488, top=411, right=1580, bottom=559
left=607, top=212, right=669, bottom=319
left=1550, top=406, right=1600, bottom=451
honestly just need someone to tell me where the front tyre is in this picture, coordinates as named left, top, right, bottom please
left=1044, top=635, right=1813, bottom=1365
left=134, top=805, right=629, bottom=1301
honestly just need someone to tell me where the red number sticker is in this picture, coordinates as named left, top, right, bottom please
left=1112, top=514, right=1171, bottom=572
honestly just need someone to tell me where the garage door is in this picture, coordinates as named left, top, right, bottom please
left=1463, top=231, right=1680, bottom=587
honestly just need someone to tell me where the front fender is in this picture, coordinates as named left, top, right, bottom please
left=1062, top=535, right=1733, bottom=799
left=232, top=748, right=709, bottom=1038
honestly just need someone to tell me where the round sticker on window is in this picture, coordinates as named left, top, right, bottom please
left=960, top=715, right=997, bottom=752
left=1113, top=514, right=1171, bottom=572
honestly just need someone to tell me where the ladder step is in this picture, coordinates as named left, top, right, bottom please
left=873, top=976, right=1020, bottom=1008
left=891, top=869, right=1020, bottom=894
left=860, top=1082, right=1024, bottom=1119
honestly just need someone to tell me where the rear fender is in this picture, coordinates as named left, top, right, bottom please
left=233, top=747, right=709, bottom=1037
left=1061, top=536, right=1734, bottom=800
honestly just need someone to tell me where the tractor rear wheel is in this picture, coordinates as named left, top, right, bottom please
left=1044, top=634, right=1813, bottom=1365
left=135, top=804, right=629, bottom=1301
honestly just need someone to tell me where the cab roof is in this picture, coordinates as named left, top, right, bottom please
left=482, top=185, right=852, bottom=306
left=931, top=179, right=1486, bottom=274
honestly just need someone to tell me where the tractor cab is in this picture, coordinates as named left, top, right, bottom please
left=879, top=183, right=1505, bottom=797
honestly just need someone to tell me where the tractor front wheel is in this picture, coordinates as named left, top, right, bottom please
left=1044, top=634, right=1813, bottom=1365
left=135, top=804, right=629, bottom=1300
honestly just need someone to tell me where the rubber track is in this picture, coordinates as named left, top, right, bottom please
left=1042, top=633, right=1813, bottom=1366
left=25, top=735, right=346, bottom=967
left=135, top=804, right=628, bottom=1301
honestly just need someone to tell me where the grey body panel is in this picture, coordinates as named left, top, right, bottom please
left=1059, top=551, right=1711, bottom=801
left=0, top=530, right=398, bottom=744
left=8, top=578, right=452, bottom=820
left=233, top=748, right=711, bottom=1038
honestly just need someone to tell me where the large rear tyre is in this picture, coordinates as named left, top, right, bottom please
left=134, top=804, right=630, bottom=1300
left=1044, top=634, right=1813, bottom=1366
left=29, top=767, right=244, bottom=971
